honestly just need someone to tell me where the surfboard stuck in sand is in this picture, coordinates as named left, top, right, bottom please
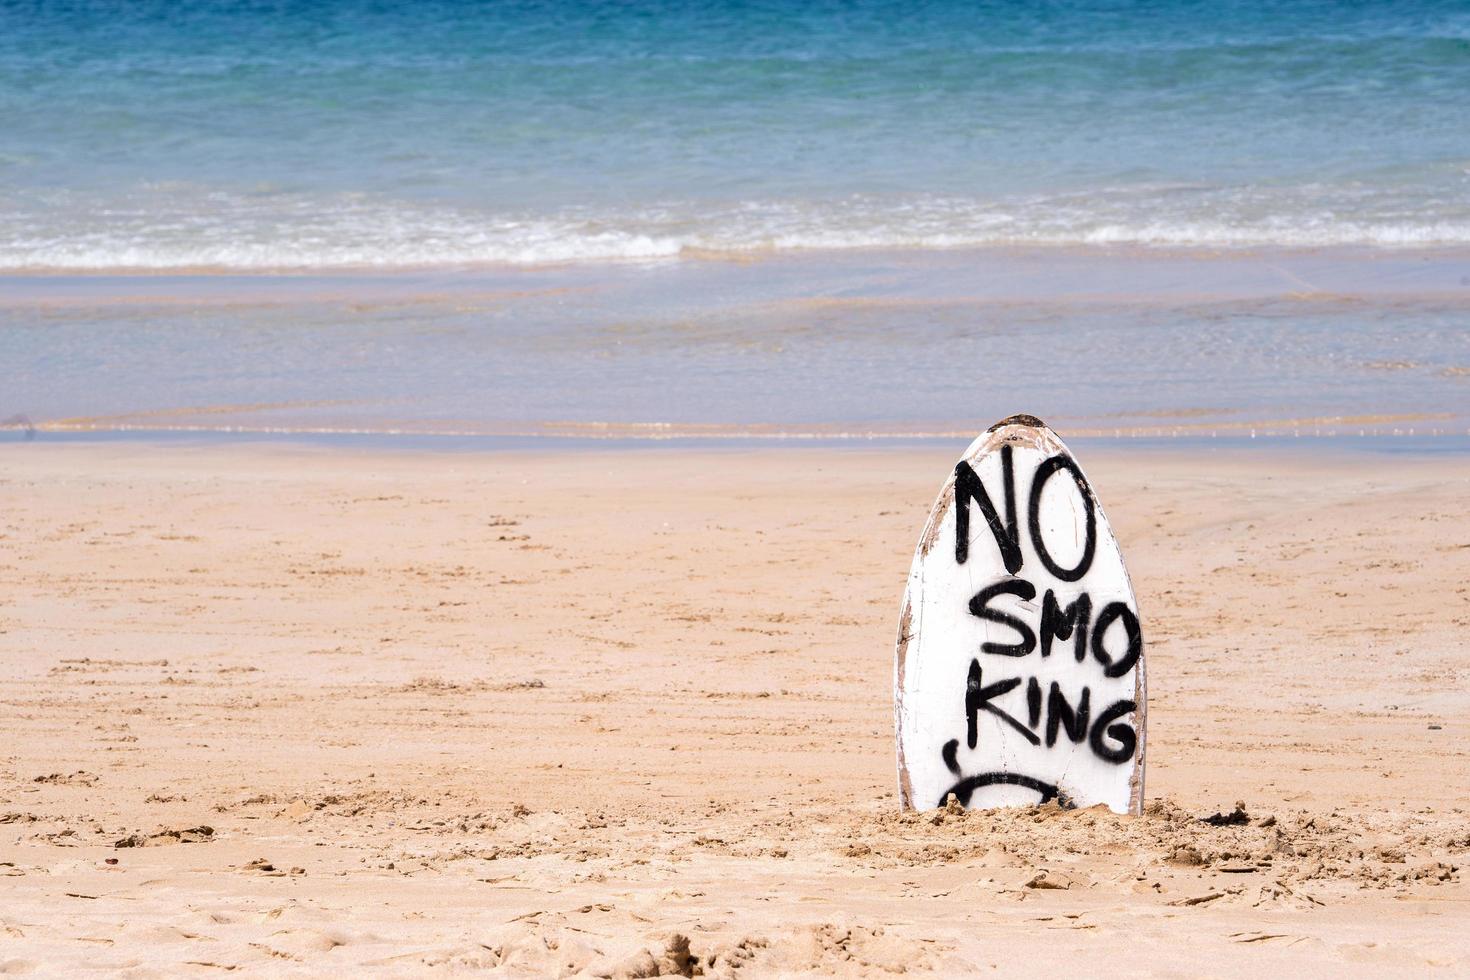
left=895, top=415, right=1146, bottom=814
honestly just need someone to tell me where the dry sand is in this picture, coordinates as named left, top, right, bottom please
left=1, top=442, right=1467, bottom=976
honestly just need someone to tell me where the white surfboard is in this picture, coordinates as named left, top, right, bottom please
left=895, top=415, right=1146, bottom=814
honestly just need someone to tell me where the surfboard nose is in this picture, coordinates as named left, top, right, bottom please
left=987, top=413, right=1048, bottom=432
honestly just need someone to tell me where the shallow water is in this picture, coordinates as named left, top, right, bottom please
left=4, top=250, right=1467, bottom=439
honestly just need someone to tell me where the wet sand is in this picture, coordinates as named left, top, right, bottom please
left=6, top=248, right=1470, bottom=444
left=1, top=442, right=1467, bottom=975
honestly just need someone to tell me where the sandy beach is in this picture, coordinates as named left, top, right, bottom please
left=1, top=441, right=1466, bottom=975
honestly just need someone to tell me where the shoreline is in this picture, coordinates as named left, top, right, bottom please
left=6, top=427, right=1470, bottom=458
left=5, top=242, right=1470, bottom=298
left=6, top=242, right=1467, bottom=470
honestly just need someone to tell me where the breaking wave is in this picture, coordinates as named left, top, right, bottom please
left=4, top=184, right=1470, bottom=271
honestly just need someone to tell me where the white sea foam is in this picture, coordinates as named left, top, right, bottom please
left=3, top=187, right=1470, bottom=271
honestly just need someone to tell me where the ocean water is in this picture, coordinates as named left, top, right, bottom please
left=1, top=3, right=1467, bottom=441
left=3, top=0, right=1470, bottom=269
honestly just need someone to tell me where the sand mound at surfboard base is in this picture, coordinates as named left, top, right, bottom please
left=822, top=798, right=1464, bottom=894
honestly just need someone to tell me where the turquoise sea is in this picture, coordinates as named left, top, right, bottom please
left=5, top=0, right=1470, bottom=266
left=1, top=1, right=1467, bottom=439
